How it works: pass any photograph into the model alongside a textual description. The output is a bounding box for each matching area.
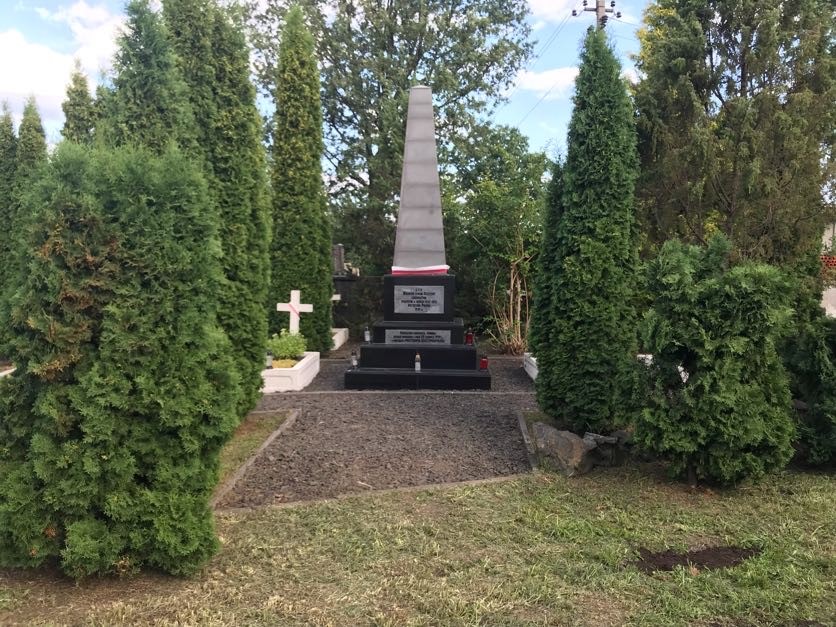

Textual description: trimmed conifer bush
[637,237,795,486]
[535,28,640,432]
[0,142,239,577]
[164,0,272,415]
[270,6,333,353]
[0,103,16,336]
[61,62,96,144]
[782,251,836,465]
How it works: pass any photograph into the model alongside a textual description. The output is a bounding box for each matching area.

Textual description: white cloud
[35,1,124,76]
[516,66,579,100]
[528,0,576,23]
[0,2,123,138]
[621,67,639,84]
[0,29,75,125]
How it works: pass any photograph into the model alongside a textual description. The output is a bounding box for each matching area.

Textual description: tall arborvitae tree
[529,160,564,358]
[270,6,332,352]
[536,28,640,433]
[16,96,47,181]
[61,61,96,144]
[0,143,239,577]
[0,103,16,329]
[634,0,835,264]
[164,0,272,414]
[107,0,196,152]
[1,97,47,343]
[0,0,240,577]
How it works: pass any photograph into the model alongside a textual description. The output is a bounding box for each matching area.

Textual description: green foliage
[267,329,307,360]
[1,97,46,350]
[782,252,836,465]
[164,0,272,415]
[61,62,96,144]
[247,0,533,274]
[16,97,46,180]
[637,237,795,485]
[634,0,836,264]
[0,142,239,577]
[529,159,564,357]
[269,6,332,353]
[106,0,197,153]
[0,103,16,342]
[444,124,548,350]
[535,29,640,433]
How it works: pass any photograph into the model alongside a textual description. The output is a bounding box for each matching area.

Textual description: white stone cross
[276,290,313,334]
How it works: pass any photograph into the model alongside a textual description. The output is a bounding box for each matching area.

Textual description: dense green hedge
[269,6,333,353]
[0,143,239,577]
[534,28,640,433]
[782,252,836,465]
[637,237,795,485]
[164,0,272,415]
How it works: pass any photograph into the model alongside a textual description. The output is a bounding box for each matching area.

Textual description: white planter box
[261,351,320,393]
[0,367,14,379]
[523,352,538,381]
[331,327,349,350]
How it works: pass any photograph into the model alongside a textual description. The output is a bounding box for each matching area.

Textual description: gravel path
[217,357,536,508]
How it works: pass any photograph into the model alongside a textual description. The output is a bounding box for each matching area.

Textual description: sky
[0,0,648,153]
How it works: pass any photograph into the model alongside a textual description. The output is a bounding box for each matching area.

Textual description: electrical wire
[495,3,580,114]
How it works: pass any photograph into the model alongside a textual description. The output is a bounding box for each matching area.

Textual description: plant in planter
[267,330,307,368]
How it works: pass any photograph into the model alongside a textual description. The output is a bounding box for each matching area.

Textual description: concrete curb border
[211,408,300,509]
[215,471,535,514]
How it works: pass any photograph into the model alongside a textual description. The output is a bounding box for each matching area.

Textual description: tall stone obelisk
[344,85,490,390]
[392,86,448,274]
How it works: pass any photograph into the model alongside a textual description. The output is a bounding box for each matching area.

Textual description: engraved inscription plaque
[393,285,445,314]
[385,329,451,344]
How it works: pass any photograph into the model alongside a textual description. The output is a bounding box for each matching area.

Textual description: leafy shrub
[636,237,795,486]
[782,253,836,465]
[267,329,307,360]
[534,29,640,433]
[0,143,239,577]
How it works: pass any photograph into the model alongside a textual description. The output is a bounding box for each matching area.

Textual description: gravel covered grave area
[216,357,536,508]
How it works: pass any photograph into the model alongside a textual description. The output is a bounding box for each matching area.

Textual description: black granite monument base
[345,275,491,391]
[345,367,491,390]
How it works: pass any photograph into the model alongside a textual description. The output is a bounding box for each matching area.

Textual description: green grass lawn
[1,464,833,626]
[216,410,288,489]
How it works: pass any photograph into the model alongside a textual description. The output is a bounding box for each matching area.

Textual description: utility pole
[572,0,621,29]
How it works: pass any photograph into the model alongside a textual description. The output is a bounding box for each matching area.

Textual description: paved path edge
[211,408,300,510]
[214,471,536,514]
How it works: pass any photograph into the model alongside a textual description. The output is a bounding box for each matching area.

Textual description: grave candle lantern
[364,325,371,343]
[350,350,358,368]
[479,355,489,370]
[265,351,273,369]
[465,328,474,345]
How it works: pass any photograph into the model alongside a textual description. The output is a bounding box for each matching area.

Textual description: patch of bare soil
[218,358,536,508]
[633,545,761,574]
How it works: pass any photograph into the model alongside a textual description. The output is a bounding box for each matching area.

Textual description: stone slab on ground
[217,358,537,508]
[306,357,532,393]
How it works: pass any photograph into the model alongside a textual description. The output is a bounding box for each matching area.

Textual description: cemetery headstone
[276,289,313,334]
[344,86,491,390]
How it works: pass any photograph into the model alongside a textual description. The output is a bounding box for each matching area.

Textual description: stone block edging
[262,351,320,393]
[212,408,300,509]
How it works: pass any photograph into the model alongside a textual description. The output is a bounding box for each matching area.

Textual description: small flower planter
[261,351,320,393]
[331,327,349,350]
[523,352,538,381]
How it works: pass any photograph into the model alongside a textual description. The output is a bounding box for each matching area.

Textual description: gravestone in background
[345,86,490,390]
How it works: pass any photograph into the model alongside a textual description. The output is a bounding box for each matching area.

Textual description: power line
[514,1,629,126]
[495,8,576,112]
